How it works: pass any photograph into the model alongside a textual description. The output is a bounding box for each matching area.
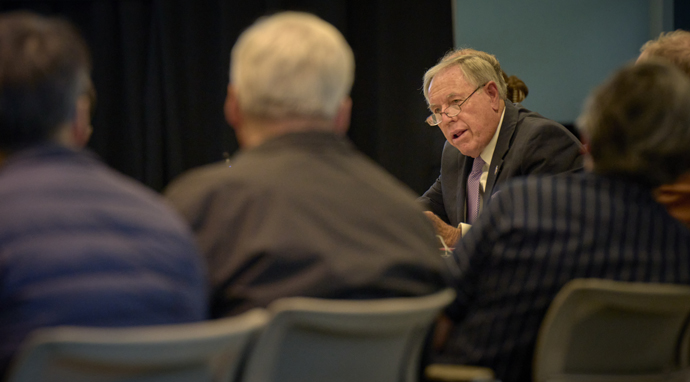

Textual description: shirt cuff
[459,222,472,236]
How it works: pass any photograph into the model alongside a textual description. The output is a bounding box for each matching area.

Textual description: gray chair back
[5,308,269,382]
[242,288,456,382]
[534,279,690,382]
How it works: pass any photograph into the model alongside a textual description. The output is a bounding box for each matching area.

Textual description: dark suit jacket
[420,101,584,226]
[435,173,690,382]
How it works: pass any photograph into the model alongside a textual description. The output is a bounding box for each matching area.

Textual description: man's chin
[451,142,477,158]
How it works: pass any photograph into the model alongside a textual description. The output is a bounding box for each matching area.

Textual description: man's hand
[424,211,461,248]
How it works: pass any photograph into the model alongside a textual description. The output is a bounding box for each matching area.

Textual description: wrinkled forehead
[428,66,473,105]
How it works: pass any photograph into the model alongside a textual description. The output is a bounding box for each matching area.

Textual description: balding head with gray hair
[230,12,354,121]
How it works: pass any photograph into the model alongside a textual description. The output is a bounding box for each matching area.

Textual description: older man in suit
[435,61,690,382]
[420,50,583,247]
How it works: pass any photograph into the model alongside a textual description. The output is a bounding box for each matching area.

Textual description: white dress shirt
[459,107,506,236]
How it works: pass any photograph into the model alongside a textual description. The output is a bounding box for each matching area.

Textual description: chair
[533,278,690,382]
[4,308,269,382]
[424,363,495,382]
[241,288,456,382]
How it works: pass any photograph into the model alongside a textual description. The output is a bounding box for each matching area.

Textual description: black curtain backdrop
[0,0,453,195]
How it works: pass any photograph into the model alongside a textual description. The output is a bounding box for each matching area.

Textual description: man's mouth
[452,130,465,140]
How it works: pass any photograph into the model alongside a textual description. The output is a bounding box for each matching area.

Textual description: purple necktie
[467,156,485,224]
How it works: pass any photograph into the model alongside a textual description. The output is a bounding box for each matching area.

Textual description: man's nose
[441,109,455,124]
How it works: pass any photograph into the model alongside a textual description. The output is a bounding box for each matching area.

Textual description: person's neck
[239,117,335,149]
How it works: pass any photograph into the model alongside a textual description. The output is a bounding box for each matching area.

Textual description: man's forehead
[429,67,472,103]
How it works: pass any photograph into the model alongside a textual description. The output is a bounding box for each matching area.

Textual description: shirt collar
[478,105,506,166]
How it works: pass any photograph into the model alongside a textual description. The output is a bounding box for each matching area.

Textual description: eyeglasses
[426,83,487,126]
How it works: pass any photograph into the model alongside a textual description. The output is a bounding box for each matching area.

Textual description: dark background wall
[0,0,453,195]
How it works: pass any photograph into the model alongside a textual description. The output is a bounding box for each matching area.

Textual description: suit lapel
[484,102,518,206]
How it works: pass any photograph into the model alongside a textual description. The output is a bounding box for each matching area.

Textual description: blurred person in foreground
[0,11,207,377]
[433,61,690,382]
[637,29,690,228]
[419,49,583,247]
[164,12,446,318]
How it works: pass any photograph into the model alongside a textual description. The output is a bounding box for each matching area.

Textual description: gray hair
[578,60,690,187]
[230,12,354,120]
[422,49,507,105]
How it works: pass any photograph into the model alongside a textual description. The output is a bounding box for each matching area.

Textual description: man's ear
[70,95,92,148]
[579,131,594,171]
[484,81,502,111]
[333,97,352,135]
[224,84,242,129]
